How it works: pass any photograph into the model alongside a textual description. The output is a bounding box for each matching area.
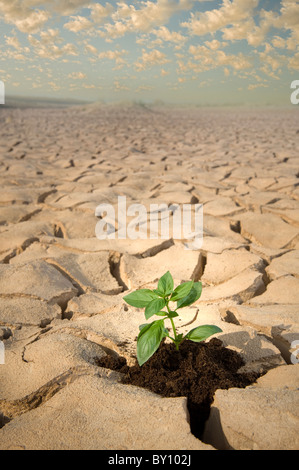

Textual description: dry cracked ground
[0,103,298,450]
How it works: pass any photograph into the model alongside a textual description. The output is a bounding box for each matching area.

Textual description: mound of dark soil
[96,338,260,440]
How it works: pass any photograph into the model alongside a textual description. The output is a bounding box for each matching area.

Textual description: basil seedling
[124,271,222,366]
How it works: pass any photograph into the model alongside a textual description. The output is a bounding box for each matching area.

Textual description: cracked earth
[0,104,298,450]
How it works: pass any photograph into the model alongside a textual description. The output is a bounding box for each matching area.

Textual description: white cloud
[85,44,98,55]
[0,0,50,32]
[222,18,255,41]
[259,44,286,73]
[68,71,87,79]
[90,3,114,23]
[28,35,78,59]
[14,10,50,33]
[64,15,93,32]
[153,26,187,44]
[48,0,92,16]
[114,80,130,91]
[98,49,128,65]
[205,39,227,50]
[161,68,170,76]
[40,28,62,44]
[186,42,252,74]
[5,35,22,50]
[289,52,299,70]
[135,48,170,71]
[104,0,196,38]
[217,50,252,70]
[248,83,268,90]
[181,0,259,36]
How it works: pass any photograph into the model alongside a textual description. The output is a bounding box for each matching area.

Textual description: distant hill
[2,95,92,109]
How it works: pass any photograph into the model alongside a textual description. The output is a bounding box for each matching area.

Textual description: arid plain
[0,103,298,450]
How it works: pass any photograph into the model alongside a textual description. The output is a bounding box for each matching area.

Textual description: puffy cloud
[64,15,93,32]
[289,52,299,70]
[181,0,299,52]
[248,83,268,90]
[181,0,259,36]
[5,35,22,50]
[277,0,299,30]
[217,50,252,70]
[15,10,49,33]
[28,34,78,59]
[85,44,98,55]
[68,71,87,79]
[272,35,287,49]
[98,49,128,65]
[48,0,92,16]
[104,0,195,38]
[186,42,252,74]
[259,44,286,72]
[0,1,50,32]
[0,0,94,33]
[135,48,170,71]
[153,26,187,44]
[222,18,255,41]
[114,80,130,91]
[90,3,114,23]
[205,39,227,50]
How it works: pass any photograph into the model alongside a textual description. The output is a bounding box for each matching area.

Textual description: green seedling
[124,271,222,366]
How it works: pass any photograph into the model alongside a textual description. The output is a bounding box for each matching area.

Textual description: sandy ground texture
[0,103,298,450]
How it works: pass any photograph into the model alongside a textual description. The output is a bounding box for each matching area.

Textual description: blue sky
[0,0,298,105]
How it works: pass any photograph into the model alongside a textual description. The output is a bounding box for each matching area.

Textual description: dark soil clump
[96,338,260,440]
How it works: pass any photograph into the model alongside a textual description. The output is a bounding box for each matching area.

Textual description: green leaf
[154,311,169,317]
[158,271,174,296]
[153,289,164,297]
[162,327,170,338]
[139,323,150,332]
[186,325,222,343]
[177,282,202,309]
[137,320,165,366]
[167,311,179,319]
[170,281,194,302]
[123,289,159,309]
[145,298,166,320]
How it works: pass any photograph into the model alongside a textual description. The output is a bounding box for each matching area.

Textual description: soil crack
[0,366,94,425]
[96,339,262,443]
[108,251,128,292]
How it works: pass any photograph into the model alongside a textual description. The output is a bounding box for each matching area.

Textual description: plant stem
[166,300,180,351]
[170,317,178,340]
